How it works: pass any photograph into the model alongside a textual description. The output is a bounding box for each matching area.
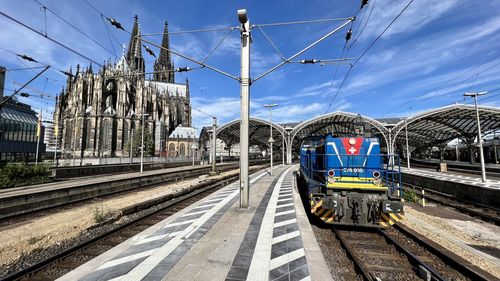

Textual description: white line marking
[269,248,305,270]
[97,249,156,270]
[277,197,293,203]
[276,203,294,209]
[273,218,297,228]
[181,210,207,217]
[272,230,301,244]
[191,203,217,210]
[162,219,196,229]
[247,167,295,281]
[275,209,295,217]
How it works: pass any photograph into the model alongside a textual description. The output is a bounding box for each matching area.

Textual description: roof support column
[286,133,292,165]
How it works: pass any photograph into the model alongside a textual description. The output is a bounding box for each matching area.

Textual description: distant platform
[401,167,500,208]
[57,165,331,281]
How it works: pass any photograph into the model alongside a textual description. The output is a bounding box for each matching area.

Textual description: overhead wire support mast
[137,11,354,209]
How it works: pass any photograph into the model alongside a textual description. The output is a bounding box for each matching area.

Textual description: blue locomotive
[298,135,404,227]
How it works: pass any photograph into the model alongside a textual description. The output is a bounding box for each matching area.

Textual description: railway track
[403,183,500,226]
[0,161,265,222]
[332,224,496,281]
[0,173,241,281]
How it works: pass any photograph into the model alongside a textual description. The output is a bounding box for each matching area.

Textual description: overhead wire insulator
[17,54,38,63]
[300,59,319,64]
[20,92,30,97]
[345,28,352,41]
[361,0,369,9]
[176,67,191,72]
[143,45,156,58]
[106,17,125,31]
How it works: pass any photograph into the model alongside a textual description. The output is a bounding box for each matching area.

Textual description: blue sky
[1,0,500,131]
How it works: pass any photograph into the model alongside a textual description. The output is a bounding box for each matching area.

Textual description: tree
[124,129,154,157]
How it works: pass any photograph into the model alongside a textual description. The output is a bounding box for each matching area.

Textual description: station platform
[400,166,500,208]
[57,165,332,281]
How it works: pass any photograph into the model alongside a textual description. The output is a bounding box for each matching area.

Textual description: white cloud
[359,0,458,39]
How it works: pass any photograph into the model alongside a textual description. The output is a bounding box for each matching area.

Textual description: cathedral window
[179,143,186,156]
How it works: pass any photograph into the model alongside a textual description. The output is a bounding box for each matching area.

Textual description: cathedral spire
[127,15,145,73]
[153,21,174,83]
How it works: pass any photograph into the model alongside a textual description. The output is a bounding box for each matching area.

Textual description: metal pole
[212,116,217,174]
[141,94,145,173]
[494,130,498,164]
[474,94,487,182]
[270,108,273,175]
[192,134,196,167]
[282,133,285,165]
[53,126,58,167]
[35,110,41,165]
[129,128,134,164]
[72,114,77,166]
[239,9,251,208]
[404,118,410,170]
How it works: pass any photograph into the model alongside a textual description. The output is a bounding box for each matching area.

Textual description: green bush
[0,163,53,188]
[403,189,418,203]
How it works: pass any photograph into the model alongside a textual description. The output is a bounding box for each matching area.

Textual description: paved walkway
[57,165,331,281]
[401,167,500,189]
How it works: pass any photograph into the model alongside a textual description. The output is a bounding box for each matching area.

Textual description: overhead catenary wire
[256,26,286,62]
[325,0,414,112]
[33,0,117,58]
[387,53,500,115]
[201,27,235,64]
[0,11,102,67]
[349,0,377,50]
[141,26,235,37]
[254,17,355,28]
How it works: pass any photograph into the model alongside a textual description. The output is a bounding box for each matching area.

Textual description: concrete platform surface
[57,165,330,281]
[401,167,500,189]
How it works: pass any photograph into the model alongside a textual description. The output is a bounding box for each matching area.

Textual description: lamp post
[264,104,278,175]
[464,91,487,182]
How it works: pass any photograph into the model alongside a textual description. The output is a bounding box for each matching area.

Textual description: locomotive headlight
[372,178,382,186]
[372,171,381,178]
[327,169,336,184]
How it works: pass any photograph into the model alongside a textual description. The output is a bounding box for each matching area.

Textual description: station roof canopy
[198,104,500,153]
[199,117,286,150]
[391,104,500,150]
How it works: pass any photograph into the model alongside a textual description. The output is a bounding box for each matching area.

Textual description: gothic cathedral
[54,16,191,158]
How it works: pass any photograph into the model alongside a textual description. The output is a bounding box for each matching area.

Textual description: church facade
[54,16,191,158]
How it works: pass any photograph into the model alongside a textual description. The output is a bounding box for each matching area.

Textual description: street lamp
[464,91,487,182]
[264,103,278,175]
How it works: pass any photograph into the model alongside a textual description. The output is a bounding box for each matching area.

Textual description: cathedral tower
[127,15,145,74]
[153,21,175,83]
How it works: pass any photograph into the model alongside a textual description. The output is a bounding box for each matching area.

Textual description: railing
[300,153,402,195]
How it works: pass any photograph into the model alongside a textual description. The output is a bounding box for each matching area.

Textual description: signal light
[372,171,380,178]
[328,169,335,177]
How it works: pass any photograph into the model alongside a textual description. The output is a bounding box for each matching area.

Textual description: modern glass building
[0,98,45,161]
